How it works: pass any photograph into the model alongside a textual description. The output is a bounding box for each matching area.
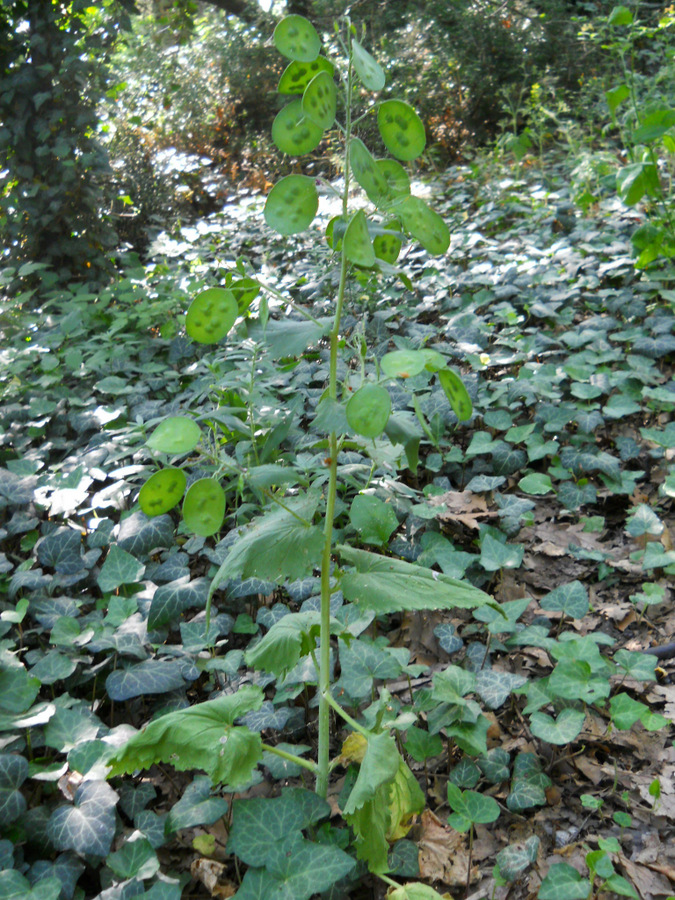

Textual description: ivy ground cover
[0,149,674,899]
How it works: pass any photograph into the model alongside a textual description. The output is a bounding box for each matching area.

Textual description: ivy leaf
[36,529,84,574]
[540,581,589,619]
[538,862,591,900]
[43,706,102,752]
[495,835,540,881]
[613,649,656,681]
[0,665,40,715]
[105,660,187,701]
[148,577,209,629]
[48,781,118,858]
[506,778,547,811]
[449,758,480,788]
[165,775,229,833]
[97,545,145,593]
[475,669,527,709]
[434,623,464,654]
[227,788,330,867]
[518,473,554,495]
[235,834,356,900]
[117,512,174,556]
[0,753,28,827]
[548,660,610,703]
[477,748,510,784]
[404,727,443,763]
[446,784,500,831]
[337,637,405,700]
[106,835,159,880]
[479,534,524,572]
[0,871,61,900]
[108,686,264,787]
[529,708,586,745]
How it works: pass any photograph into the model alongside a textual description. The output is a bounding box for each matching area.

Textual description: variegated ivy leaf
[48,781,118,858]
[227,788,330,868]
[529,708,586,745]
[475,668,527,709]
[0,753,28,827]
[147,576,209,630]
[97,545,145,593]
[105,660,188,702]
[477,748,511,784]
[165,775,229,833]
[540,580,589,619]
[495,835,540,881]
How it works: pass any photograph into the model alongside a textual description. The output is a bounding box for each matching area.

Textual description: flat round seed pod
[346,384,391,438]
[182,478,226,537]
[139,467,186,516]
[186,288,238,344]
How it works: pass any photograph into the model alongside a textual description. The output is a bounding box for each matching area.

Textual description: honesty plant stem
[260,741,318,774]
[316,26,354,799]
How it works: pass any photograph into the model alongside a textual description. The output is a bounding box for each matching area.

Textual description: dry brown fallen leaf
[190,858,236,898]
[618,855,673,900]
[417,808,477,887]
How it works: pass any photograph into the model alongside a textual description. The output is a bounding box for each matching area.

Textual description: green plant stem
[316,28,354,799]
[260,741,318,774]
[323,685,370,737]
[253,275,326,328]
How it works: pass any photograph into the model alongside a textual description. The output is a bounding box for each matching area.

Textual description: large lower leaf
[245,611,344,676]
[108,686,264,788]
[210,493,323,593]
[337,545,496,614]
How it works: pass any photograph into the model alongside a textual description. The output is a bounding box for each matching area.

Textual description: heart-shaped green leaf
[278,56,334,94]
[186,288,238,344]
[346,384,391,438]
[438,368,472,420]
[540,580,589,618]
[147,416,201,454]
[272,98,323,156]
[381,349,426,379]
[349,494,399,545]
[182,478,226,537]
[273,14,321,62]
[139,467,186,516]
[378,100,426,161]
[396,195,450,255]
[352,39,385,91]
[538,862,591,900]
[302,71,336,130]
[344,209,375,266]
[265,174,319,235]
[529,708,586,745]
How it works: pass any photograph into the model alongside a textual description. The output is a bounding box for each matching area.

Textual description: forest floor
[0,150,674,899]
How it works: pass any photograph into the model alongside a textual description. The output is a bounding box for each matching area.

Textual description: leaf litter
[0,148,674,897]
